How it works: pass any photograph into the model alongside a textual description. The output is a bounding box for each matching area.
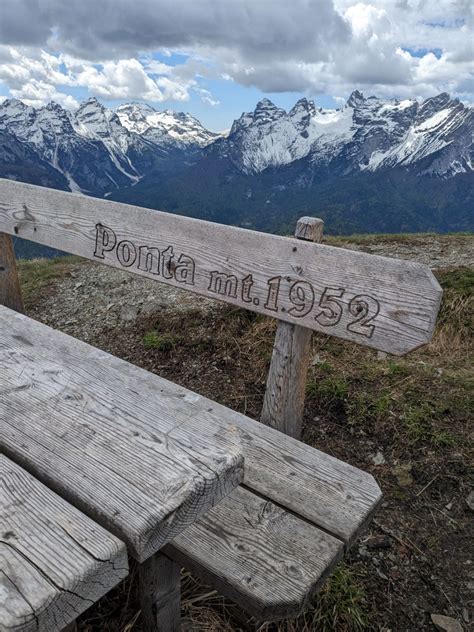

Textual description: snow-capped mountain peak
[116,103,218,147]
[346,89,365,108]
[289,98,317,125]
[0,96,217,194]
[220,91,473,178]
[0,91,471,203]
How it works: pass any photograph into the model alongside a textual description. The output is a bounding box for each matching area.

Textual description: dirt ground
[18,233,473,632]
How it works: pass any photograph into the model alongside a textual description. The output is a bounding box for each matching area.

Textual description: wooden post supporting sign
[261,218,323,438]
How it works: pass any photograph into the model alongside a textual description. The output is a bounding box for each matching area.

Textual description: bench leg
[139,553,181,632]
[0,232,24,313]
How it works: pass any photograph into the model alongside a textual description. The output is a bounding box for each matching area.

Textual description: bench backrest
[0,179,442,438]
[0,179,441,355]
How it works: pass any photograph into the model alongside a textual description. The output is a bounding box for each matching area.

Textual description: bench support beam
[139,553,181,632]
[261,217,323,439]
[0,232,23,312]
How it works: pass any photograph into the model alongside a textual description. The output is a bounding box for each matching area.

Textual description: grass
[143,331,178,351]
[306,375,349,403]
[17,255,81,300]
[256,565,367,632]
[314,566,367,632]
[322,267,470,405]
[325,231,473,246]
[430,430,457,447]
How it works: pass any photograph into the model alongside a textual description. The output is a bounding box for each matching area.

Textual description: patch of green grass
[431,430,457,448]
[387,361,411,377]
[18,256,80,301]
[143,331,178,351]
[435,267,473,335]
[372,393,391,416]
[438,267,474,295]
[403,403,433,443]
[402,401,458,445]
[314,565,367,632]
[346,391,392,424]
[318,360,333,374]
[306,376,349,402]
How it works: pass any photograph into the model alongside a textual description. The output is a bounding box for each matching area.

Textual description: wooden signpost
[261,217,324,437]
[0,179,442,355]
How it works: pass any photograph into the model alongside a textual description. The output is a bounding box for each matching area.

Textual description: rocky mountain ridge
[213,91,473,178]
[0,96,217,195]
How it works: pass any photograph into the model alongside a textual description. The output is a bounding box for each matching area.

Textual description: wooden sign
[0,179,442,355]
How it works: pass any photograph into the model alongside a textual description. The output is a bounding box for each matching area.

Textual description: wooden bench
[0,454,128,632]
[0,305,244,631]
[0,179,442,628]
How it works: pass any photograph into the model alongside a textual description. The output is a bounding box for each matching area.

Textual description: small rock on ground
[466,491,474,511]
[430,613,463,632]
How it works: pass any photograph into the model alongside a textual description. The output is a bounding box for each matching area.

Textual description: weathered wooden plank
[165,486,343,620]
[0,179,442,354]
[260,323,312,438]
[139,554,181,632]
[261,217,323,437]
[0,307,244,562]
[124,372,381,547]
[103,360,381,547]
[0,232,23,312]
[0,454,128,632]
[3,306,381,546]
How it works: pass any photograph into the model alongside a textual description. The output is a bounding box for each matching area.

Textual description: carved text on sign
[94,224,196,285]
[93,223,381,339]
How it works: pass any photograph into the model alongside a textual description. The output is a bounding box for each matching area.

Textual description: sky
[0,0,472,131]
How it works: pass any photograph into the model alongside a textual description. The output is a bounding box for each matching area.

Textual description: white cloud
[0,0,471,109]
[0,49,199,106]
[73,59,190,102]
[194,87,219,106]
[9,77,79,109]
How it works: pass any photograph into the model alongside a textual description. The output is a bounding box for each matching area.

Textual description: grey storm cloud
[0,0,350,62]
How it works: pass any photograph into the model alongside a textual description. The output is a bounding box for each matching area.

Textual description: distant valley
[0,91,472,259]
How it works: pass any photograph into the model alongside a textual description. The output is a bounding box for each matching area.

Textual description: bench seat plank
[166,486,343,620]
[0,455,128,632]
[0,307,244,562]
[104,352,382,547]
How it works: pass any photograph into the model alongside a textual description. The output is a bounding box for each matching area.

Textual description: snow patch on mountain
[227,97,356,173]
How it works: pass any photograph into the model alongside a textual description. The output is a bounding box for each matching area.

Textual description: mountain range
[0,91,472,240]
